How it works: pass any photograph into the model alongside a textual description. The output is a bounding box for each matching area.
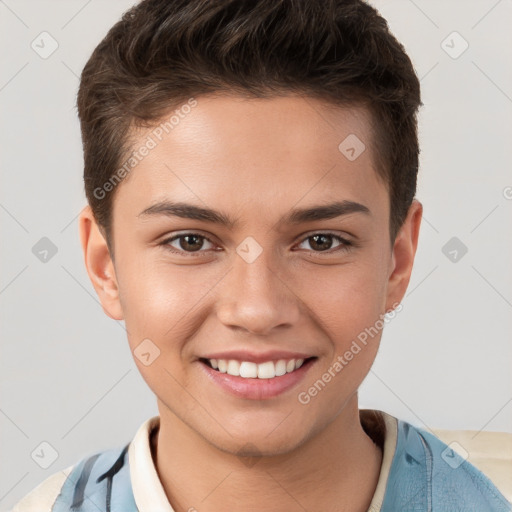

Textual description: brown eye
[297,233,352,253]
[163,233,215,254]
[309,234,335,251]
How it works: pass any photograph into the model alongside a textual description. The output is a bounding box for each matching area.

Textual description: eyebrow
[138,200,370,229]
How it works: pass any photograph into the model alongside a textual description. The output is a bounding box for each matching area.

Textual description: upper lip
[199,350,315,364]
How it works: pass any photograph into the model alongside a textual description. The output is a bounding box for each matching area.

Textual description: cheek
[114,259,206,396]
[295,265,385,411]
[115,255,219,352]
[298,259,387,341]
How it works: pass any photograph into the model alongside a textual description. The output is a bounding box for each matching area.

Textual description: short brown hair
[77,0,421,256]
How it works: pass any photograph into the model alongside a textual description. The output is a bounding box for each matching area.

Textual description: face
[80,94,421,456]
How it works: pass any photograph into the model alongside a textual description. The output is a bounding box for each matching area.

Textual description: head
[78,0,422,455]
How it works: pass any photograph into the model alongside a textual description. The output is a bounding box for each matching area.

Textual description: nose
[215,246,301,336]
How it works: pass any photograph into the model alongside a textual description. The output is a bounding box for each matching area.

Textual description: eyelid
[296,229,353,243]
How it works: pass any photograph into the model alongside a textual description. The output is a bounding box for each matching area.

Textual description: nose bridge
[216,241,300,335]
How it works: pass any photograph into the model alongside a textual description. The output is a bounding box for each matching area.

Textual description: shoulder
[10,444,132,512]
[382,418,512,511]
[418,426,511,510]
[11,467,72,512]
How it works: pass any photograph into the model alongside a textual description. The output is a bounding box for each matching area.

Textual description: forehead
[113,94,387,225]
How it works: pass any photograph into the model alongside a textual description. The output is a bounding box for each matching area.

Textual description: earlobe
[385,200,423,311]
[78,205,124,320]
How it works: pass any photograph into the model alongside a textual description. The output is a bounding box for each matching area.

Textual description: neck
[154,395,382,512]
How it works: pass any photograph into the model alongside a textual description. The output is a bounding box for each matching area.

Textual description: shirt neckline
[363,409,398,511]
[128,409,398,512]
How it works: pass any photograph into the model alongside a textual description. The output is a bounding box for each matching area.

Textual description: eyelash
[159,231,354,257]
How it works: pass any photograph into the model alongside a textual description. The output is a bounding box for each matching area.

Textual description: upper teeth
[209,358,305,379]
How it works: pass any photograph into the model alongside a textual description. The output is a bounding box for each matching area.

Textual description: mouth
[197,351,318,399]
[199,356,317,379]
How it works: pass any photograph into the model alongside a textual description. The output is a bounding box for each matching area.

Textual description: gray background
[1,0,511,509]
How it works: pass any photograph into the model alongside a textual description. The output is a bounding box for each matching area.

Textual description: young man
[12,0,511,511]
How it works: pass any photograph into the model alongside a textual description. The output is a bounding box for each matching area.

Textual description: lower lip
[199,358,316,400]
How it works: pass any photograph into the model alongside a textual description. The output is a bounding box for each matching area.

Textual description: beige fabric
[431,428,512,503]
[366,411,398,512]
[11,466,72,512]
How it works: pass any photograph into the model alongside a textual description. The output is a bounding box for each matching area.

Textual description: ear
[78,205,124,320]
[385,199,423,311]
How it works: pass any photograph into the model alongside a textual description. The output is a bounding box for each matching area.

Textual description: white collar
[129,416,173,512]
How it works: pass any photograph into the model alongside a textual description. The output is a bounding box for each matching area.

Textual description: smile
[198,355,318,400]
[201,357,309,379]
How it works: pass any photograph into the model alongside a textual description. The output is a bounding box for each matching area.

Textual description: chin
[222,436,302,459]
[211,421,311,458]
